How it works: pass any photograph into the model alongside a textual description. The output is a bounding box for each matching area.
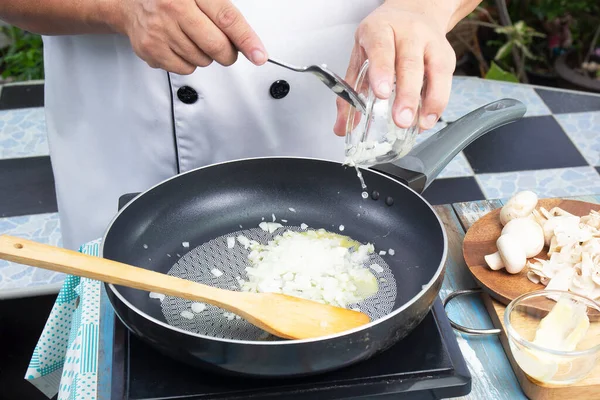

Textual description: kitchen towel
[25,239,102,400]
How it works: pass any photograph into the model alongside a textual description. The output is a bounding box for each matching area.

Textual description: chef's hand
[116,0,268,74]
[334,0,464,135]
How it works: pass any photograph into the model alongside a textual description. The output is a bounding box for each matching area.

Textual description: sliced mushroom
[527,270,541,284]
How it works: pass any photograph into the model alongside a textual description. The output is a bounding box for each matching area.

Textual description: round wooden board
[463,198,600,306]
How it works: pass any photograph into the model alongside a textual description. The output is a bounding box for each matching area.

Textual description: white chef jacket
[42,0,383,250]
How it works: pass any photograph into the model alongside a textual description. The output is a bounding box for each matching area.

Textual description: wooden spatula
[0,235,370,339]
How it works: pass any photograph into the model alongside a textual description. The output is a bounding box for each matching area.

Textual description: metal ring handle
[443,288,501,336]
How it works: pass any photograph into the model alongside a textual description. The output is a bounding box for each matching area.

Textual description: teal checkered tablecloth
[25,240,102,399]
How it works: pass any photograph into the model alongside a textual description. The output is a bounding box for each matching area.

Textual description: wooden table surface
[439,194,600,400]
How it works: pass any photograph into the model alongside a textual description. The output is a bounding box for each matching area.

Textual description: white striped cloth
[25,240,102,400]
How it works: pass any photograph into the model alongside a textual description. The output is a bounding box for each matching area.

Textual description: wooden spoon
[0,235,370,340]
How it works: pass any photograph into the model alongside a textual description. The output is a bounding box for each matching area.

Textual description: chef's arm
[447,0,483,31]
[0,0,119,35]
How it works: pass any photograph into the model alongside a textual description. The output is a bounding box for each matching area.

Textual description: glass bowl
[505,290,600,385]
[344,59,421,167]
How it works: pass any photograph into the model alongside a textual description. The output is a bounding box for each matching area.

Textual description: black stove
[102,194,472,400]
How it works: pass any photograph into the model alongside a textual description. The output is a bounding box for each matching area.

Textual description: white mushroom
[484,234,527,274]
[501,217,544,258]
[499,191,538,226]
[485,218,543,273]
[484,252,505,271]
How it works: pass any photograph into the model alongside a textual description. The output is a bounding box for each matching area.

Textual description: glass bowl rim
[504,289,600,357]
[344,59,374,147]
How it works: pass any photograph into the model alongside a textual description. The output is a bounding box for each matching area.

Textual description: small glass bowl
[505,290,600,385]
[344,59,421,167]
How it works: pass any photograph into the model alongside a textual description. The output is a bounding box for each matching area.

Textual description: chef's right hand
[116,0,268,74]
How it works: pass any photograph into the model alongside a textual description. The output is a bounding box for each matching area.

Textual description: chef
[0,0,481,249]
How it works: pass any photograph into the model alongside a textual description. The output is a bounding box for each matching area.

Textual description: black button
[177,86,198,104]
[269,80,290,99]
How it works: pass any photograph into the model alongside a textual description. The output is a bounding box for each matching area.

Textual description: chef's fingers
[333,44,364,136]
[170,24,214,68]
[419,40,456,130]
[391,37,425,129]
[198,0,268,66]
[180,4,238,66]
[358,22,396,100]
[148,50,196,75]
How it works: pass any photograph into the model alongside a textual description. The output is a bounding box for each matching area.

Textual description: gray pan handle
[371,98,526,193]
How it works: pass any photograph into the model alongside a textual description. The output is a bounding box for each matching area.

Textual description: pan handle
[370,98,527,193]
[443,288,501,336]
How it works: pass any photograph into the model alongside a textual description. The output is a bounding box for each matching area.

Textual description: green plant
[462,6,545,82]
[0,26,44,81]
[461,0,600,84]
[489,20,546,81]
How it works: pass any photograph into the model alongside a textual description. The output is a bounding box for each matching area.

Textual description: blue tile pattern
[476,167,600,199]
[0,213,64,289]
[0,107,48,159]
[444,77,551,121]
[554,112,600,167]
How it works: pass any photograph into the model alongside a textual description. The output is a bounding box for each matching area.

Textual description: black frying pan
[102,99,526,378]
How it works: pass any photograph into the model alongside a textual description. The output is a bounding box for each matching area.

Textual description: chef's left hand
[333,0,465,136]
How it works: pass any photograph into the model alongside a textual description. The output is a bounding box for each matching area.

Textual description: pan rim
[101,156,448,345]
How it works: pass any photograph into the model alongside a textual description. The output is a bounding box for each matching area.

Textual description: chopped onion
[388,248,395,256]
[370,264,384,273]
[223,312,236,321]
[227,237,235,249]
[167,254,171,258]
[211,268,223,277]
[300,223,308,230]
[339,225,345,232]
[143,244,148,249]
[259,222,283,233]
[180,311,194,320]
[182,242,189,248]
[289,207,296,212]
[379,250,387,256]
[149,292,165,301]
[282,219,288,223]
[191,302,207,313]
[237,235,253,249]
[238,229,379,308]
[272,213,276,222]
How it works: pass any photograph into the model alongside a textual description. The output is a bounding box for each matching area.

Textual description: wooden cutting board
[457,197,600,400]
[462,198,600,305]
